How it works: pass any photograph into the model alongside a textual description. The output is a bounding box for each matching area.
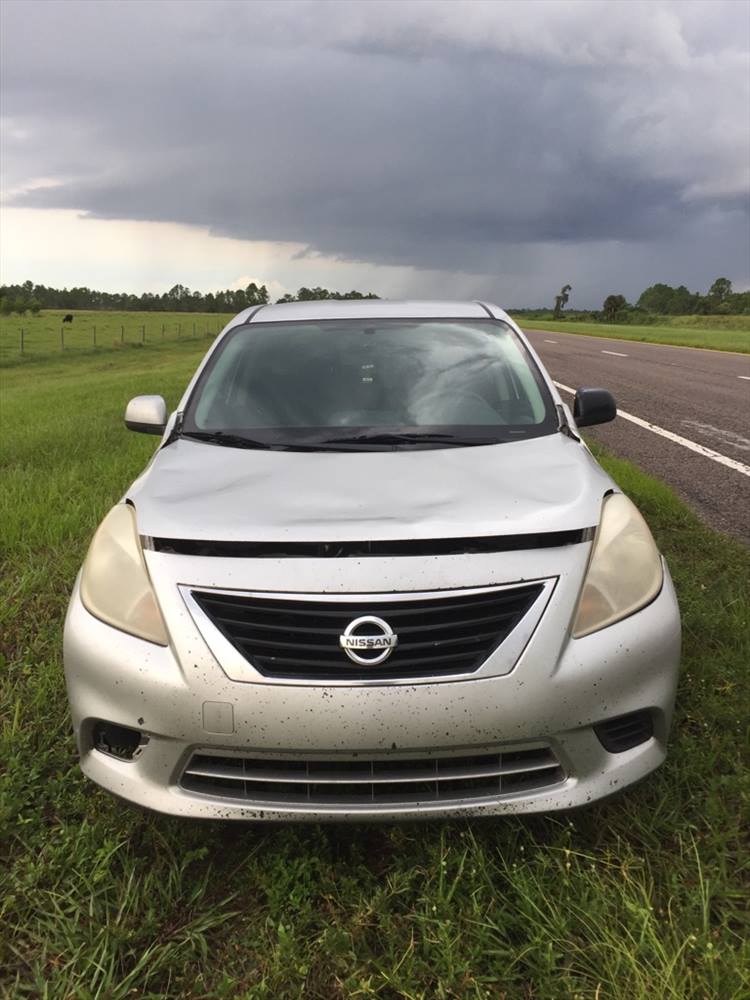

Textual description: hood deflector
[143,528,594,559]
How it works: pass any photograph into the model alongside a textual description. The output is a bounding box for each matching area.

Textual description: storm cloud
[1,0,748,304]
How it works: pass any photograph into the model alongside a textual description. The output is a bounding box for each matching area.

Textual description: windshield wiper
[179,430,366,452]
[180,430,281,449]
[180,429,502,451]
[321,431,496,447]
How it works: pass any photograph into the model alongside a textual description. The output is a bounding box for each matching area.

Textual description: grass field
[514,316,750,353]
[1,341,749,998]
[0,310,234,362]
[3,310,750,362]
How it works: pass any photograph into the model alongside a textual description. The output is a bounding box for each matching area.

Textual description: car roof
[241,300,509,324]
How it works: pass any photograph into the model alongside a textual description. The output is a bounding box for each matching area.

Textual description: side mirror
[573,387,616,428]
[125,395,168,434]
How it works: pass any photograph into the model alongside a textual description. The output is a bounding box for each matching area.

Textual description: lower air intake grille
[180,746,565,806]
[594,711,654,753]
[190,584,543,680]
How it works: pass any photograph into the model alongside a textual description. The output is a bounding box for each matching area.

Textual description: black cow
[62,314,74,323]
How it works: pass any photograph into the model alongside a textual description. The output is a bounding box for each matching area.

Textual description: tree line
[3,276,746,322]
[0,280,379,316]
[515,277,750,323]
[603,277,749,320]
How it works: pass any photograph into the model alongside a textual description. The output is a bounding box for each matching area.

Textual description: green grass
[1,344,749,998]
[514,316,750,353]
[4,310,749,361]
[0,309,234,362]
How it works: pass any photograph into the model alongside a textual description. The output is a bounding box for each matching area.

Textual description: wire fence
[0,314,235,361]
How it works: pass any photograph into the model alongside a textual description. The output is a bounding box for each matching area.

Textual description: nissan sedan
[64,300,681,820]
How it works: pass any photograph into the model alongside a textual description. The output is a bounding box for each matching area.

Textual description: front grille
[190,584,544,680]
[181,746,565,806]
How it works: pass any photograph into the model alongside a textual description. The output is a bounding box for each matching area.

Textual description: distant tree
[28,298,41,315]
[0,296,11,316]
[275,286,378,304]
[670,285,698,314]
[553,284,571,319]
[166,283,192,311]
[637,281,708,315]
[13,297,27,315]
[708,277,732,306]
[728,289,750,314]
[296,286,331,301]
[602,294,628,321]
[691,293,710,315]
[705,278,733,313]
[245,282,269,305]
[637,283,674,314]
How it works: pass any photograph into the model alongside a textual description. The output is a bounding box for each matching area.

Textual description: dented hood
[127,433,612,542]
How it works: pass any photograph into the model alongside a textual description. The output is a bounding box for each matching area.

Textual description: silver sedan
[64,300,681,820]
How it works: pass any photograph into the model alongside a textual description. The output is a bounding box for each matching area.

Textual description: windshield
[181,318,557,449]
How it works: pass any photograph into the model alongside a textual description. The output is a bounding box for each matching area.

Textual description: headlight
[572,492,663,638]
[80,504,168,645]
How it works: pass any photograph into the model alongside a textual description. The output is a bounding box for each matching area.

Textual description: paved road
[522,328,750,545]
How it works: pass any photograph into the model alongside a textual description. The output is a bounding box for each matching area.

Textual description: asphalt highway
[522,328,750,545]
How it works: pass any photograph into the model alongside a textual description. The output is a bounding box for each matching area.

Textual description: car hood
[127,434,612,542]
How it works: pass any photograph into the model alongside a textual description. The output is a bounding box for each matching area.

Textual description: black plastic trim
[145,528,594,558]
[125,420,165,435]
[92,721,145,761]
[594,710,654,753]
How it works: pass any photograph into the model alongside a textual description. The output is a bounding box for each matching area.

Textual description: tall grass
[1,343,748,998]
[0,309,234,361]
[515,316,750,353]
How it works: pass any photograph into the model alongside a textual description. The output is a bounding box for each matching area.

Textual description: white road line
[601,350,628,357]
[738,375,750,381]
[544,339,557,344]
[681,419,750,452]
[554,381,750,477]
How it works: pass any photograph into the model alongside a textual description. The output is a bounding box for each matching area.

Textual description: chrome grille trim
[180,745,565,806]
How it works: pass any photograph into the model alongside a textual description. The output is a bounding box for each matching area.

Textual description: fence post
[121,325,124,342]
[161,323,165,338]
[61,327,64,351]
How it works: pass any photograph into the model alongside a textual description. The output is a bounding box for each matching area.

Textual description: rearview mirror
[125,395,168,434]
[573,387,616,428]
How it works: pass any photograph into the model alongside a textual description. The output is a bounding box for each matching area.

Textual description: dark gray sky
[1,0,748,306]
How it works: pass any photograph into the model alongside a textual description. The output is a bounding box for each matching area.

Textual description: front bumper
[63,543,681,821]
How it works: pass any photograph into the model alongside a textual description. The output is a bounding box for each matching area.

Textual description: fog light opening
[92,721,147,761]
[594,710,654,754]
